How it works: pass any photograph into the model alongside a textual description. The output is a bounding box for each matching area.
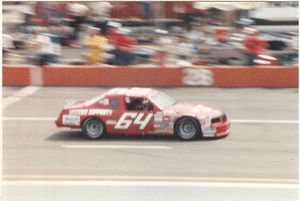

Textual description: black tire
[175,117,201,140]
[82,118,106,139]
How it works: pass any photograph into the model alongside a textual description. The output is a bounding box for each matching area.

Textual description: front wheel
[175,118,201,140]
[82,118,106,139]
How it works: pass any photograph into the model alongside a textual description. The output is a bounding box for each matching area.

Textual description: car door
[104,96,125,134]
[113,96,155,135]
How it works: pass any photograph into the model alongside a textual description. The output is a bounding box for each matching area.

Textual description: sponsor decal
[198,117,211,126]
[88,109,112,116]
[69,109,88,116]
[153,113,174,134]
[201,126,216,137]
[115,112,153,130]
[154,124,161,129]
[202,132,215,137]
[183,68,214,86]
[62,115,80,125]
[154,112,163,121]
[153,123,173,135]
[163,116,171,121]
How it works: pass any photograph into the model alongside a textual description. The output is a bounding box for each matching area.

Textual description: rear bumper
[55,119,62,127]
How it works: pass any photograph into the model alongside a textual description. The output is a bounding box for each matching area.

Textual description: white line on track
[4,175,297,185]
[3,86,40,109]
[3,117,298,124]
[232,119,298,124]
[2,180,298,189]
[3,117,55,121]
[61,144,172,150]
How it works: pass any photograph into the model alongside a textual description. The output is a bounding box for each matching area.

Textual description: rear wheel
[82,118,106,139]
[175,118,201,140]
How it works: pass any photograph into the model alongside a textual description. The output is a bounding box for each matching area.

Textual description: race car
[55,88,230,140]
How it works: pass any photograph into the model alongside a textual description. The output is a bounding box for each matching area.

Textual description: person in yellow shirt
[86,27,108,64]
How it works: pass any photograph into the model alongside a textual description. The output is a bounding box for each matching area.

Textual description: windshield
[149,92,176,109]
[84,94,104,106]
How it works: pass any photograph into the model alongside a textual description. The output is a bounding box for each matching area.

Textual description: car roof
[105,87,157,97]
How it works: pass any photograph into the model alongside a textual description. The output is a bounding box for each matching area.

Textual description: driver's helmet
[125,96,131,103]
[142,98,149,104]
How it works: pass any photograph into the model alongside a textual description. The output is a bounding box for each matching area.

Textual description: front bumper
[201,121,230,138]
[214,121,231,137]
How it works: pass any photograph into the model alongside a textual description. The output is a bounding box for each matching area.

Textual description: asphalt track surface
[3,87,299,201]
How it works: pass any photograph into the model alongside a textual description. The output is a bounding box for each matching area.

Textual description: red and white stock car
[56,88,230,140]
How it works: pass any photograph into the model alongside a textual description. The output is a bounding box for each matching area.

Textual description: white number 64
[114,113,153,130]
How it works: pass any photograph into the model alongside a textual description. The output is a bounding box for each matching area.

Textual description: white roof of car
[106,87,155,97]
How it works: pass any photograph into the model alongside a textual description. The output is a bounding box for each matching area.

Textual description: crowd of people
[3,2,140,66]
[3,2,298,67]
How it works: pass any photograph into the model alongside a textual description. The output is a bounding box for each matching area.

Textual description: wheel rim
[86,120,103,138]
[179,121,196,139]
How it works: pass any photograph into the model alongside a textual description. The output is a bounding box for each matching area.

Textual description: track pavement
[3,87,298,201]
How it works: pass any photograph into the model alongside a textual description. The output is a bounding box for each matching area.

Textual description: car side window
[110,98,119,110]
[125,97,153,111]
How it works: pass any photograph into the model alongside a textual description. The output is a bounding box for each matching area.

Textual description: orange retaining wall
[42,67,183,87]
[3,66,31,86]
[3,65,298,87]
[211,67,298,87]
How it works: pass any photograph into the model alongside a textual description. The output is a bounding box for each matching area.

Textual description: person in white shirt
[175,35,196,66]
[3,34,14,53]
[3,33,14,63]
[155,29,174,66]
[68,3,89,47]
[87,2,113,36]
[31,29,55,65]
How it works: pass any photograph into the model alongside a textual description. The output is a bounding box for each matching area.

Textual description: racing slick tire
[175,117,201,140]
[82,118,106,139]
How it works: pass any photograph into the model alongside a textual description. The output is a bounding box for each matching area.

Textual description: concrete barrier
[3,66,31,86]
[3,65,298,87]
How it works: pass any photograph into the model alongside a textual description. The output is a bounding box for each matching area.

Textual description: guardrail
[3,65,298,87]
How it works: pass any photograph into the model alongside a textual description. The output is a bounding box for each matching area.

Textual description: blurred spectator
[175,35,196,66]
[184,25,205,55]
[45,26,62,63]
[280,32,299,65]
[35,2,64,26]
[236,18,254,33]
[3,34,14,62]
[215,27,229,44]
[106,22,122,45]
[67,3,89,47]
[185,25,201,44]
[105,21,122,64]
[155,29,173,66]
[88,1,112,18]
[243,29,268,66]
[114,28,137,66]
[19,2,35,33]
[88,2,112,35]
[289,32,298,52]
[86,27,108,64]
[139,2,154,19]
[31,29,55,65]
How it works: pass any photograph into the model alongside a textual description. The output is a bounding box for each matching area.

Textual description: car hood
[164,103,222,118]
